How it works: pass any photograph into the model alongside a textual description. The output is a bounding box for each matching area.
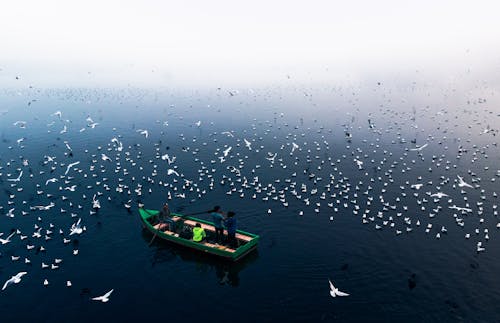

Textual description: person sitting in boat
[224,211,237,248]
[158,203,175,231]
[211,206,225,243]
[192,223,206,242]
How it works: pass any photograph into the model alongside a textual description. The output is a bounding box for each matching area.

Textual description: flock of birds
[0,87,498,302]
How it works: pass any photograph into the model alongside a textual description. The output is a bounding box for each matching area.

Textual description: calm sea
[0,85,499,322]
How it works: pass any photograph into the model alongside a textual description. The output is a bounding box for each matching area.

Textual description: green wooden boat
[139,208,259,261]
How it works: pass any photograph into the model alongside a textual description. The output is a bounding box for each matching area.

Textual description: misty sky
[1,0,499,87]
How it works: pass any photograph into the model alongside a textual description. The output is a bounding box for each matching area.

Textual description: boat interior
[147,214,253,252]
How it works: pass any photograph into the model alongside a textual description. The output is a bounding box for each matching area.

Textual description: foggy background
[1,0,500,87]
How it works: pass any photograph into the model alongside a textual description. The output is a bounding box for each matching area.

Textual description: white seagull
[223,146,232,157]
[430,192,448,198]
[2,272,28,291]
[64,141,72,151]
[101,153,112,162]
[329,279,349,297]
[0,231,16,245]
[45,178,58,186]
[161,154,176,165]
[7,171,23,182]
[457,175,474,188]
[137,129,149,138]
[410,143,428,151]
[244,139,252,150]
[69,218,83,236]
[167,169,179,176]
[52,110,62,118]
[65,161,80,175]
[13,121,27,128]
[92,289,114,302]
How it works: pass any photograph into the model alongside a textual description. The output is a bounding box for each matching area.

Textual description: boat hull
[139,208,259,261]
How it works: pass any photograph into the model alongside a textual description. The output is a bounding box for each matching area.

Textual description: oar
[141,208,161,246]
[148,226,160,245]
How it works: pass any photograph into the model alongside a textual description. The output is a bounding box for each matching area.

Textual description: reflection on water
[143,230,258,287]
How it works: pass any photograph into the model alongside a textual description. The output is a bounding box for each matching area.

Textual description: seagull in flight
[291,142,299,154]
[63,141,72,152]
[167,169,179,176]
[45,178,58,186]
[13,121,27,128]
[221,131,234,137]
[457,175,474,188]
[411,183,423,190]
[65,161,80,175]
[410,143,428,151]
[329,279,349,297]
[92,289,114,302]
[161,154,176,165]
[430,192,448,198]
[137,129,149,138]
[244,139,252,150]
[101,153,112,162]
[31,202,55,211]
[266,152,277,163]
[0,231,16,245]
[92,194,101,209]
[111,138,123,151]
[7,171,23,182]
[69,218,83,236]
[2,272,28,291]
[354,159,363,169]
[223,146,232,157]
[52,110,62,119]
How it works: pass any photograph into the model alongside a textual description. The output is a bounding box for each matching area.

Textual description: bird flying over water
[65,161,80,175]
[137,129,149,138]
[0,231,16,245]
[328,279,349,297]
[410,143,428,151]
[92,289,114,302]
[167,169,179,176]
[7,170,23,182]
[457,175,474,188]
[2,272,27,291]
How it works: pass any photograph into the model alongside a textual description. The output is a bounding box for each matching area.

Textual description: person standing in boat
[159,203,175,231]
[210,206,225,243]
[192,223,206,242]
[224,211,237,248]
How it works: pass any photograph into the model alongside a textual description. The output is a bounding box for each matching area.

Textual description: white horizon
[1,0,500,87]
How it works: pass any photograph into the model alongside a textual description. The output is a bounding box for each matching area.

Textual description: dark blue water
[0,85,499,322]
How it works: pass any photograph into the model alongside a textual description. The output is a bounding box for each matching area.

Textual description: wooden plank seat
[203,242,236,253]
[153,223,168,230]
[151,224,179,237]
[235,233,252,242]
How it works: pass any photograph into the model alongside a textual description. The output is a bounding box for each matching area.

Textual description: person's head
[195,223,201,227]
[213,205,221,212]
[227,211,235,218]
[163,203,169,209]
